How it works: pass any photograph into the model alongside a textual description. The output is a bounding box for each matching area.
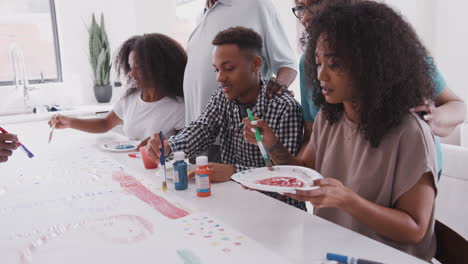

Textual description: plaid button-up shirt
[169,82,303,170]
[168,83,306,210]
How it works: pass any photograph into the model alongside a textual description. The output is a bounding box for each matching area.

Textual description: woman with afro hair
[48,33,187,148]
[244,1,438,260]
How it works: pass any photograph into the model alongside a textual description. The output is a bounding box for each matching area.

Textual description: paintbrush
[159,131,167,192]
[48,114,57,143]
[246,109,274,170]
[0,127,34,158]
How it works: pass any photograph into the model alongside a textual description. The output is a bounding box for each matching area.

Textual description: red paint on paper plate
[113,172,190,219]
[255,177,304,187]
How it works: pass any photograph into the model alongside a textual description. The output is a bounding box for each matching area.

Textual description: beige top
[311,111,438,261]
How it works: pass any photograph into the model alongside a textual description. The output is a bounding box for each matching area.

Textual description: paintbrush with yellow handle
[48,114,57,143]
[159,131,167,192]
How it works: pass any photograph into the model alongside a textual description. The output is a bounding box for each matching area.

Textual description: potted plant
[88,13,112,103]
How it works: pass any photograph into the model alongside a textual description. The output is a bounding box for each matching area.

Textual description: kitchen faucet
[10,43,37,109]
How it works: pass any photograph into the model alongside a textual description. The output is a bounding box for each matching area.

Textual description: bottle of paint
[173,151,188,190]
[195,156,211,197]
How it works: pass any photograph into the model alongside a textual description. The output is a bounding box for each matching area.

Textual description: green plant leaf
[100,13,106,36]
[88,12,110,87]
[96,49,108,86]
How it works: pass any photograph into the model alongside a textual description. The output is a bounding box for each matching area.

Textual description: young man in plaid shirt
[148,27,305,210]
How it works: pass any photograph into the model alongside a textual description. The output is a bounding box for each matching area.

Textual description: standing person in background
[0,133,18,163]
[48,33,187,148]
[292,0,466,177]
[183,0,298,162]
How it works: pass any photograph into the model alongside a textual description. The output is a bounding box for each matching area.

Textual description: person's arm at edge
[432,87,466,137]
[276,67,297,88]
[61,111,122,133]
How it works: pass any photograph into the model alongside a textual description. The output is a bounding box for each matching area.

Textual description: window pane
[0,0,61,84]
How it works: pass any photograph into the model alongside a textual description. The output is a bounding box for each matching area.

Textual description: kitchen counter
[0,104,113,125]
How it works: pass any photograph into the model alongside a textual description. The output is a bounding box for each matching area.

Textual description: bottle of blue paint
[173,151,188,190]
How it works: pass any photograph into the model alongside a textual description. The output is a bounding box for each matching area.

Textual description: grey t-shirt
[311,111,438,261]
[238,102,256,122]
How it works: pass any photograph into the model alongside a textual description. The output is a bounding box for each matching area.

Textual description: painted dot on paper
[222,248,231,253]
[221,237,230,241]
[203,235,211,238]
[234,242,242,246]
[235,236,244,240]
[219,229,224,231]
[188,233,195,236]
[211,242,219,247]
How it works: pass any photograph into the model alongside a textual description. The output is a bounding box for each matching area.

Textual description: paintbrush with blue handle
[159,131,167,192]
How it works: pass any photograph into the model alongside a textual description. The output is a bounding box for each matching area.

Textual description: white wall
[432,0,468,102]
[0,0,176,111]
[383,0,468,103]
[55,0,176,105]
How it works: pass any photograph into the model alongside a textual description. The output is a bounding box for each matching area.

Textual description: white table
[0,121,427,264]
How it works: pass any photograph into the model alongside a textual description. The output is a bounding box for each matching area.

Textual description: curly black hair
[114,33,187,99]
[304,1,435,147]
[211,26,263,57]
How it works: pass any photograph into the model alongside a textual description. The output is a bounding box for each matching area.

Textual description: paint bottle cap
[174,151,185,161]
[196,156,208,166]
[326,253,348,263]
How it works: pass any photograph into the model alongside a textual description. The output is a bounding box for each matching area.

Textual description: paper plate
[100,141,140,152]
[231,166,323,194]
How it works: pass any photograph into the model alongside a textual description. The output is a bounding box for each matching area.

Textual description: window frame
[0,0,63,86]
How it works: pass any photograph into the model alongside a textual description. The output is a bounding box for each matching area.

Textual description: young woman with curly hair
[244,1,438,260]
[48,34,187,147]
[292,0,466,179]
